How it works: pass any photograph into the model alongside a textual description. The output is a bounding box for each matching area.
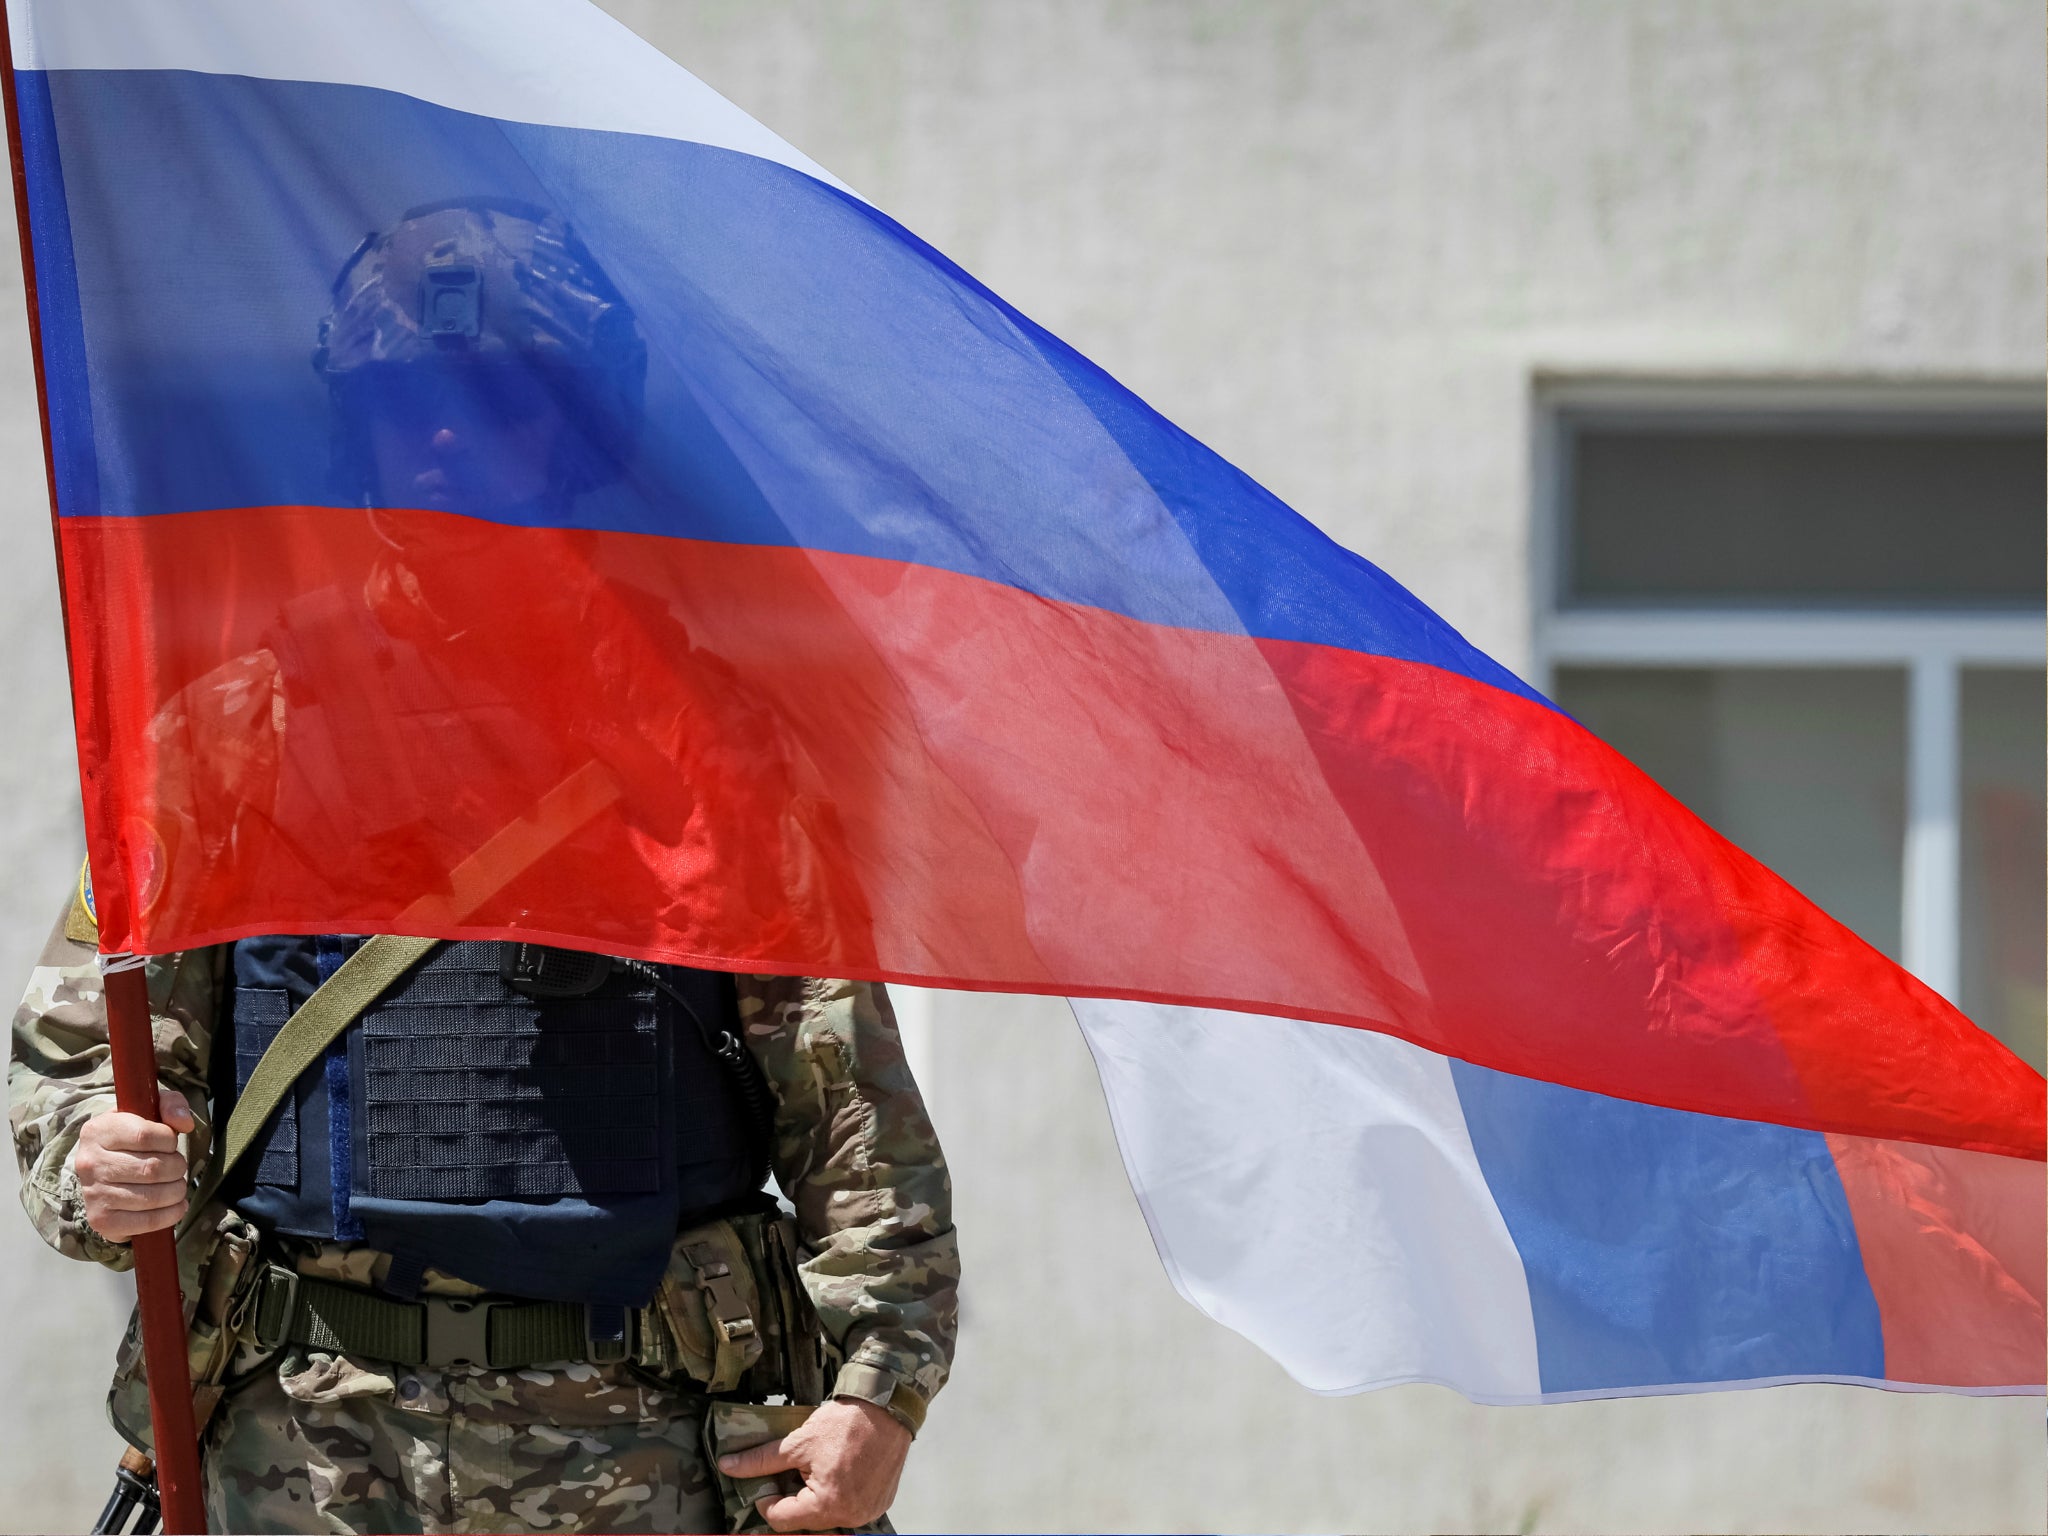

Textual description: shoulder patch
[64,858,98,944]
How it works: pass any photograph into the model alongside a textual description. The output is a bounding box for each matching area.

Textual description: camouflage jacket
[8,890,958,1418]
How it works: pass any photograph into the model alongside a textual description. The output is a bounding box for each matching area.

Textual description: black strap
[613,958,777,1186]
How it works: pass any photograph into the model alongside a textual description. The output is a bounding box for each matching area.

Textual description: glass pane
[1564,416,2046,607]
[1555,668,1907,958]
[1960,669,2046,1071]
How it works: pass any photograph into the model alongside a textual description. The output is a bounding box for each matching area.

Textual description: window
[1535,383,2046,1071]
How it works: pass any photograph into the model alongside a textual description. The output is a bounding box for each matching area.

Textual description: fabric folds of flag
[8,0,2042,1402]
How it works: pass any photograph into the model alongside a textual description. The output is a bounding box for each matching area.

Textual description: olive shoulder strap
[179,935,440,1235]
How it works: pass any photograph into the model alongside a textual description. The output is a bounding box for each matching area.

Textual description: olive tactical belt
[249,1263,660,1371]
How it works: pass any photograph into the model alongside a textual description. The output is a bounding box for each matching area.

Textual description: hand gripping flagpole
[0,20,210,1536]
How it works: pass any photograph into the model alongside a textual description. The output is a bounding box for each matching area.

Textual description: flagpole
[0,18,209,1536]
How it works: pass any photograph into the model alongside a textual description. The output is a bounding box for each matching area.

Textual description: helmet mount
[316,199,647,510]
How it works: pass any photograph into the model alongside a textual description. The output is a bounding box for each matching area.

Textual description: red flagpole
[0,17,209,1534]
[103,967,208,1535]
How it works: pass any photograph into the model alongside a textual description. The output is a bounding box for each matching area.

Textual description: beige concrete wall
[2,3,2041,1531]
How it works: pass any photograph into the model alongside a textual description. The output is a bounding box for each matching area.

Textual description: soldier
[9,201,958,1535]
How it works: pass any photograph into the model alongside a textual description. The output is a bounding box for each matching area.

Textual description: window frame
[1531,378,2047,1003]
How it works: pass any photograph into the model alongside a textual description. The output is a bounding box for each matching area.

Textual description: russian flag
[7,0,2041,1400]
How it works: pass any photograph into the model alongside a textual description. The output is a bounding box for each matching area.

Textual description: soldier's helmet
[315,197,647,505]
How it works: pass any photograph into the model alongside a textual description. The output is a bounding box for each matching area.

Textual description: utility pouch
[703,1401,895,1535]
[704,1401,813,1534]
[656,1206,836,1399]
[107,1206,270,1454]
[656,1217,766,1393]
[739,1210,832,1406]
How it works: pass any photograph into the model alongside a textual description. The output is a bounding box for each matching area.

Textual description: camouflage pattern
[204,1353,723,1534]
[317,202,636,376]
[107,1205,270,1456]
[740,976,958,1408]
[708,1417,811,1531]
[704,1402,814,1535]
[700,1402,893,1536]
[11,890,958,1532]
[8,906,222,1270]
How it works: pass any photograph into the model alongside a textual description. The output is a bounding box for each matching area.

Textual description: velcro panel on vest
[358,943,665,1202]
[233,988,299,1186]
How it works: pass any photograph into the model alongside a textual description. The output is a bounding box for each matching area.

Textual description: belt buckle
[586,1303,632,1365]
[422,1296,501,1369]
[258,1265,302,1349]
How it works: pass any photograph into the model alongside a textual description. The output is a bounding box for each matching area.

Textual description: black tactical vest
[223,936,764,1307]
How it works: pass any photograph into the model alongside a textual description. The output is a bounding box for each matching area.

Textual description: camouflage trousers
[202,1350,725,1534]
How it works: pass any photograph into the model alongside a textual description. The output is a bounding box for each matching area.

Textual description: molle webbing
[219,934,763,1302]
[233,987,298,1186]
[185,934,439,1232]
[358,944,664,1201]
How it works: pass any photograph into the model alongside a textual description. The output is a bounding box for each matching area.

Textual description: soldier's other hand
[718,1396,911,1532]
[74,1090,195,1242]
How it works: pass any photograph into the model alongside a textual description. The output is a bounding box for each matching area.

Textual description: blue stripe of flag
[36,64,1530,699]
[1448,1061,1886,1394]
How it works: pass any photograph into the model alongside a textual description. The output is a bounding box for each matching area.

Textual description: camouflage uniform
[11,900,958,1533]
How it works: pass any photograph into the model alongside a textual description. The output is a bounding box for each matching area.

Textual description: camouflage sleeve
[740,975,958,1423]
[9,880,225,1269]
